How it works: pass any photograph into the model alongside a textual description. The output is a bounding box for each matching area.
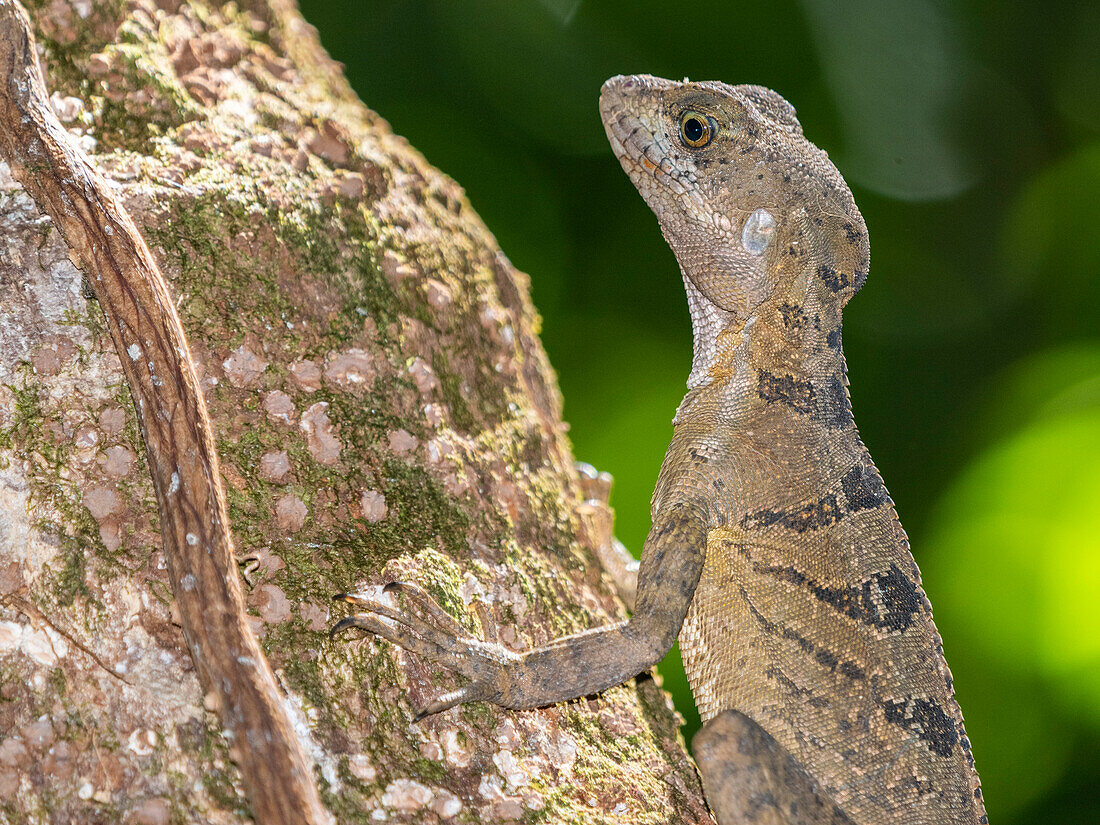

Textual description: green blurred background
[300,1,1099,821]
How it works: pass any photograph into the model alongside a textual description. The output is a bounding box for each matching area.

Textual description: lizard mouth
[599,75,669,181]
[600,75,703,210]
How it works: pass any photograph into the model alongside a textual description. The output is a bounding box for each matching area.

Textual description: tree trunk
[0,1,709,822]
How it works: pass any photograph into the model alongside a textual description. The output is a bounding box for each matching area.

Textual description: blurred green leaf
[1000,142,1100,335]
[558,314,686,553]
[537,0,583,25]
[927,411,1100,684]
[926,364,1100,704]
[432,0,637,155]
[944,654,1072,819]
[1052,4,1100,135]
[798,0,978,200]
[973,345,1100,445]
[922,349,1100,816]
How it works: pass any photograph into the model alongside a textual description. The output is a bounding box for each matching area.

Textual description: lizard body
[334,75,986,825]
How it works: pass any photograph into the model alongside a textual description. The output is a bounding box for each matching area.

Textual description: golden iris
[679,111,715,148]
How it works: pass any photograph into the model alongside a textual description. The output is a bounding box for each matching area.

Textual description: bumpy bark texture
[0,1,709,822]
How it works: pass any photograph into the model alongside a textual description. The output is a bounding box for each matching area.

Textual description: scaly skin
[333,75,986,825]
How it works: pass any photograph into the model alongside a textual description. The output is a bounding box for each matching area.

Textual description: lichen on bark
[0,1,710,822]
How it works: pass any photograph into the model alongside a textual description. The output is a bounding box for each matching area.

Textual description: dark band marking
[765,666,814,699]
[842,222,863,245]
[778,302,806,330]
[897,774,935,797]
[814,648,838,669]
[757,369,814,414]
[741,586,866,682]
[838,660,866,681]
[817,264,852,292]
[814,374,853,429]
[882,696,959,757]
[754,562,922,633]
[826,326,843,351]
[742,494,841,532]
[842,464,890,512]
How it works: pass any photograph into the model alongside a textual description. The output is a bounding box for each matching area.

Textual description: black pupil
[684,117,705,142]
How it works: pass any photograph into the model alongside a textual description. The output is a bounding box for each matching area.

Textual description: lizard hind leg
[692,710,854,825]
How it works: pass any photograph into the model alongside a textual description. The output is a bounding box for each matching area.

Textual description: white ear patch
[741,208,776,255]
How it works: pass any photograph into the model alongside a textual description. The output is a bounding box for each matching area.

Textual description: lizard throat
[684,274,734,390]
[682,273,845,396]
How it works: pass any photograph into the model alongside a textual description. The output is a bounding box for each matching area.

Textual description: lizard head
[599,74,869,324]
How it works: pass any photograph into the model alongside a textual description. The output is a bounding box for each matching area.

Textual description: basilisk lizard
[333,75,987,825]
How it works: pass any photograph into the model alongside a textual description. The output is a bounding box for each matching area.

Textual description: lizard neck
[676,267,847,426]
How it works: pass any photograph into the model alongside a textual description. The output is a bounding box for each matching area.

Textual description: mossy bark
[0,2,709,822]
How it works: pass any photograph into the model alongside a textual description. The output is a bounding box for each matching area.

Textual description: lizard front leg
[332,499,706,717]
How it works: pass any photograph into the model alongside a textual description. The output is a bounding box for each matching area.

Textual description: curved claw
[412,684,492,722]
[329,615,363,639]
[335,585,462,646]
[334,586,390,607]
[575,460,613,504]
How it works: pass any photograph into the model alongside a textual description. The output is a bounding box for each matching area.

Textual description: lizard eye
[679,111,716,148]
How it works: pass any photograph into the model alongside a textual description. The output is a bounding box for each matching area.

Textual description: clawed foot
[331,582,519,720]
[574,461,639,610]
